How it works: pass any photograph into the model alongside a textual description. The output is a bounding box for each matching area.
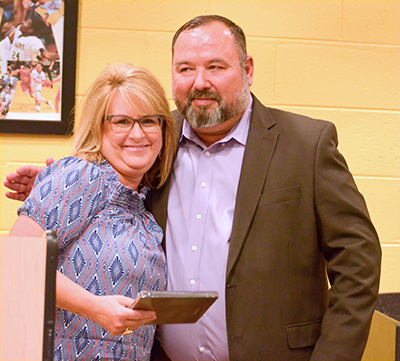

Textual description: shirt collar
[180,95,253,147]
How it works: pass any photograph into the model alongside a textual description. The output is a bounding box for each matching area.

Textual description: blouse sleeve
[18,157,107,248]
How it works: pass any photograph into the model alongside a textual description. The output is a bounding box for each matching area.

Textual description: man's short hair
[172,15,248,68]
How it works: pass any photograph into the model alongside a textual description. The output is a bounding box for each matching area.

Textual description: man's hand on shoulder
[4,157,54,201]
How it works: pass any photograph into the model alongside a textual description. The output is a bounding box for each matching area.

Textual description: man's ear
[245,55,254,87]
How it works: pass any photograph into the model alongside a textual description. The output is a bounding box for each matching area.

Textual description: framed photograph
[0,0,77,134]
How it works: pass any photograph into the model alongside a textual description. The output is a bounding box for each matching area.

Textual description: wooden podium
[0,232,58,361]
[362,294,400,361]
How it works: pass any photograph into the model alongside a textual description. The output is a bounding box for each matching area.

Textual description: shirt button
[205,151,211,157]
[196,214,202,220]
[199,346,205,353]
[192,246,197,251]
[190,279,196,285]
[221,143,226,147]
[200,182,206,188]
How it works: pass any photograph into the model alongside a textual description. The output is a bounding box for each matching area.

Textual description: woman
[9,62,177,360]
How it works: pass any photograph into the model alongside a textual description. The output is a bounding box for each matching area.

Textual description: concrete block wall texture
[0,0,399,292]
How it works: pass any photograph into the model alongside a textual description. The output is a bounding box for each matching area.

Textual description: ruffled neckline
[98,160,148,213]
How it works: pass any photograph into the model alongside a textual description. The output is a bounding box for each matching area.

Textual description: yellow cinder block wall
[1,0,399,293]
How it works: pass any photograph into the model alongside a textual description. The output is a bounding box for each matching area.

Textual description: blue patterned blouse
[18,157,167,361]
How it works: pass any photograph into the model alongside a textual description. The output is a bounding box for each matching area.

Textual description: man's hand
[4,157,54,201]
[41,50,59,61]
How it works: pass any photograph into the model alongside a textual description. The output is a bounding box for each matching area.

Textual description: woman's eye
[142,117,157,125]
[115,118,131,125]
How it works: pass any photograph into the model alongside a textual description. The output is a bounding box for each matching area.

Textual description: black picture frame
[0,0,77,135]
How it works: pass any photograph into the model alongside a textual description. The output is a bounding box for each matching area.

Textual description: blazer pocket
[259,185,301,207]
[286,319,322,349]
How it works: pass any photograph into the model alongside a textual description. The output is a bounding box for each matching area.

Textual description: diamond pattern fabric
[18,157,167,360]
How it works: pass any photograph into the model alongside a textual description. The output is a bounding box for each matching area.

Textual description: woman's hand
[86,294,156,336]
[56,272,156,336]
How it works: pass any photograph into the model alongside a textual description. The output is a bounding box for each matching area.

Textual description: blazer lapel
[226,95,278,278]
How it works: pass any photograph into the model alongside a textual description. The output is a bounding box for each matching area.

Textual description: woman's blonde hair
[72,62,177,189]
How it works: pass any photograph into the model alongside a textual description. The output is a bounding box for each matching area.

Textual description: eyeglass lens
[108,115,162,133]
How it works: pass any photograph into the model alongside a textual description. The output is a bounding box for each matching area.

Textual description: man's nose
[193,69,211,90]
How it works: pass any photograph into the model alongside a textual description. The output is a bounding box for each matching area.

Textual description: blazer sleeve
[150,335,171,361]
[311,122,381,361]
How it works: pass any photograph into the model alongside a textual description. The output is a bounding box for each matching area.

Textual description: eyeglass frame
[106,114,165,133]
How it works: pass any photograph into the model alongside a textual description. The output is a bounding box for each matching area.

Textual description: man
[9,18,59,62]
[0,28,14,75]
[16,63,33,97]
[4,15,381,361]
[30,62,53,111]
[33,0,62,27]
[0,0,24,75]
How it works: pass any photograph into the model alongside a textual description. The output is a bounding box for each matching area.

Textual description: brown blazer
[148,94,381,361]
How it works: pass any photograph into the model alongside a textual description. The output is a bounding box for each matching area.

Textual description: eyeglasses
[107,114,164,134]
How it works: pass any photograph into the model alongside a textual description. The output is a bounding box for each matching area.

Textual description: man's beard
[174,83,250,129]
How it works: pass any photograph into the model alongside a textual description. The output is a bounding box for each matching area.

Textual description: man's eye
[209,65,222,70]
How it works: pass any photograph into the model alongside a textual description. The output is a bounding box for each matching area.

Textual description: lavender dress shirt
[158,98,253,361]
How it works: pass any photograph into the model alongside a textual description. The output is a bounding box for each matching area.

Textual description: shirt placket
[185,147,214,360]
[186,148,213,290]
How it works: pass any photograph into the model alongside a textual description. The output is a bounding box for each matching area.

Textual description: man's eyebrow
[174,60,191,67]
[209,58,226,63]
[175,58,229,66]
